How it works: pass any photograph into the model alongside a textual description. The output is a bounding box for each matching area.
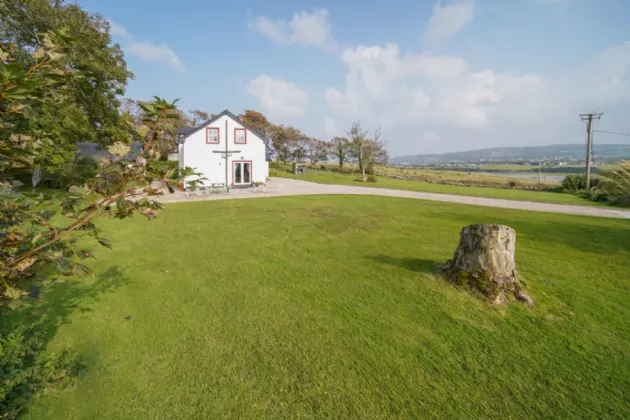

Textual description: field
[449,163,620,172]
[295,163,560,188]
[273,170,602,206]
[374,165,559,187]
[13,196,630,419]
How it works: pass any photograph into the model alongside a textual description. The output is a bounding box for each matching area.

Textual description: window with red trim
[206,127,220,144]
[235,128,247,144]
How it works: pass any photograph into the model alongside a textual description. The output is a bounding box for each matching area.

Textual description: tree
[188,109,210,126]
[346,122,388,181]
[239,110,274,153]
[0,31,184,307]
[120,98,143,126]
[0,0,134,168]
[291,137,309,163]
[0,31,194,418]
[121,98,186,160]
[270,125,302,164]
[330,136,350,169]
[307,138,330,165]
[238,109,270,131]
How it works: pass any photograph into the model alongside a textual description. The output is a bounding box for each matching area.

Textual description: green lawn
[275,171,603,206]
[15,196,630,419]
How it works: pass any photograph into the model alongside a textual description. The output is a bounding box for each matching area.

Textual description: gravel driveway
[159,177,630,219]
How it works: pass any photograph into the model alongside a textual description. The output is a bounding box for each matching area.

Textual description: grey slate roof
[178,109,271,145]
[177,127,195,136]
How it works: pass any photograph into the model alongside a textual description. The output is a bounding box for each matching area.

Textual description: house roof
[178,109,271,145]
[177,127,195,136]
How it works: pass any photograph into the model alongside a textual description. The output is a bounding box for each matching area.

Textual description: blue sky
[79,0,630,156]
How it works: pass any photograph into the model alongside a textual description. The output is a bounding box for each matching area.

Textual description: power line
[593,129,630,137]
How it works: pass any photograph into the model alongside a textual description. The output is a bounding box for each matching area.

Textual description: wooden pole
[580,113,602,190]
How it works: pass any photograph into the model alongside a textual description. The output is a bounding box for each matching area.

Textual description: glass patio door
[233,161,251,185]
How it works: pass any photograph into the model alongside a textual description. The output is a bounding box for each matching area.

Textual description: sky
[78,0,630,157]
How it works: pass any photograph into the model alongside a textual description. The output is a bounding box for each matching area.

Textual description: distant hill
[390,144,630,164]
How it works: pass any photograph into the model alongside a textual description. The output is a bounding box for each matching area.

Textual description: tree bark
[438,224,533,306]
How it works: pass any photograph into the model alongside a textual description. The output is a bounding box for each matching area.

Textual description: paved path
[158,177,630,219]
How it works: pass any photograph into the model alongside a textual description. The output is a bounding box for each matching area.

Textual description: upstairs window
[206,127,220,144]
[235,128,247,144]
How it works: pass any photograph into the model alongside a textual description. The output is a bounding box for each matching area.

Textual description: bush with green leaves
[0,323,82,420]
[597,162,630,207]
[561,174,599,192]
[41,156,100,189]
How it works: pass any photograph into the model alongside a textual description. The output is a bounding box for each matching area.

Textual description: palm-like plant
[597,161,630,207]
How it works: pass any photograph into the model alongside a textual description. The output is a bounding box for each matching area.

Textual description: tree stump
[438,224,533,306]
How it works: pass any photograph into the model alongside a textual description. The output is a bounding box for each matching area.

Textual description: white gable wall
[180,113,269,186]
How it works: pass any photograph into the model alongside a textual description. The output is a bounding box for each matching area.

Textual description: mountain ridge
[390,143,630,164]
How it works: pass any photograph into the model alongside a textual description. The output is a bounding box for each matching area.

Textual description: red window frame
[234,128,247,145]
[232,160,253,185]
[206,127,220,144]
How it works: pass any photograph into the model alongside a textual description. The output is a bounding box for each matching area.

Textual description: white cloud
[127,42,187,74]
[324,117,338,136]
[403,53,468,80]
[247,75,309,118]
[252,16,287,44]
[107,19,129,37]
[250,9,335,49]
[423,0,475,45]
[322,39,630,156]
[326,43,519,129]
[107,18,186,74]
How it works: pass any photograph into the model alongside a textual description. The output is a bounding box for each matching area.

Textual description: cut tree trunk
[438,224,533,306]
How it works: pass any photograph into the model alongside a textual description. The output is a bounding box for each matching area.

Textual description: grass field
[12,196,630,419]
[375,165,559,186]
[425,163,620,172]
[302,163,560,188]
[274,171,603,206]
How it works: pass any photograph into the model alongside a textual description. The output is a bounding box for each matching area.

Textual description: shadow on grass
[5,266,130,341]
[0,266,130,418]
[367,255,442,273]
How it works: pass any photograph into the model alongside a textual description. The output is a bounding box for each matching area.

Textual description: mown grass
[18,196,630,419]
[274,171,603,206]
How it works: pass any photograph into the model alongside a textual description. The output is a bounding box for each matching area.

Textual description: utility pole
[579,113,602,189]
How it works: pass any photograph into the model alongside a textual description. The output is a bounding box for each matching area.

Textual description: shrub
[508,180,518,188]
[561,174,599,192]
[42,156,100,189]
[0,323,82,419]
[320,165,326,170]
[152,160,179,180]
[597,162,630,207]
[367,175,377,183]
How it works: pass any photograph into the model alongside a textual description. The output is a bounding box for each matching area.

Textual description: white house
[178,110,269,187]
